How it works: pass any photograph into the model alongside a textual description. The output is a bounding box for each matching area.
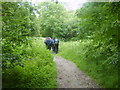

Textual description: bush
[2,37,57,88]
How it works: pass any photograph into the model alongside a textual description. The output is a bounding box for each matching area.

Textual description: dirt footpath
[54,56,100,88]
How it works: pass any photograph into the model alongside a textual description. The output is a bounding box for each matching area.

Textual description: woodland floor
[54,56,100,88]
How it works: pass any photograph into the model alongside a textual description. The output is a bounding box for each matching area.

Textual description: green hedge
[2,38,57,88]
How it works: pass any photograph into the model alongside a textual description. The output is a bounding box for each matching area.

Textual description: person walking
[44,37,53,50]
[51,38,55,52]
[53,38,59,54]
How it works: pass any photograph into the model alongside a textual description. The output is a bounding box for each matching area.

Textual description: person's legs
[48,45,51,50]
[51,45,55,53]
[54,44,58,54]
[50,43,54,52]
[53,45,55,52]
[56,44,58,53]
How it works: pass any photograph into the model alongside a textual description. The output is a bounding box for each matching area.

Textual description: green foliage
[60,3,120,88]
[2,38,57,88]
[36,1,78,39]
[2,2,30,67]
[2,1,119,88]
[2,1,41,67]
[76,2,119,40]
[59,40,118,88]
[2,2,56,88]
[37,1,66,37]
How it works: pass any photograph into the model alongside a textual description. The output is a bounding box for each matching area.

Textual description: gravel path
[54,56,100,88]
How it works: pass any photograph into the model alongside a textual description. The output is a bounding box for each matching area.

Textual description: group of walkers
[44,37,59,54]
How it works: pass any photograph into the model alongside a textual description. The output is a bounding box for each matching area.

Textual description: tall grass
[59,40,118,88]
[2,37,57,88]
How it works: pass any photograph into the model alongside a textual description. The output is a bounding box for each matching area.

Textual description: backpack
[54,39,59,44]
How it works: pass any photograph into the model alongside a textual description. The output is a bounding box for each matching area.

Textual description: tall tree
[37,1,67,37]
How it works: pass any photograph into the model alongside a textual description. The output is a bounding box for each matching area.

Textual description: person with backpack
[52,38,59,54]
[44,37,53,50]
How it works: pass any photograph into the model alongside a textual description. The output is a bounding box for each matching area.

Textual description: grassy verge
[2,37,57,88]
[59,40,118,88]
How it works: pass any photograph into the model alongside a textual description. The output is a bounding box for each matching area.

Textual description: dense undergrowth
[2,1,119,88]
[59,40,118,88]
[2,2,57,88]
[2,38,57,88]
